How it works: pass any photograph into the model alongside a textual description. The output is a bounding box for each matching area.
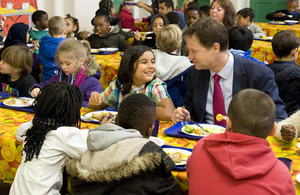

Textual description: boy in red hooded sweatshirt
[187,88,295,195]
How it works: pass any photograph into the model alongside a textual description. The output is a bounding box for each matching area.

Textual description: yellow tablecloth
[92,52,122,90]
[255,22,300,37]
[251,40,300,65]
[0,108,299,193]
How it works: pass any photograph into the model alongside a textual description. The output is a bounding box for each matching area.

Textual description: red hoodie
[187,132,295,195]
[119,8,141,31]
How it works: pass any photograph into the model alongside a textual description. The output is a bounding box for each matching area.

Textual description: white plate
[296,173,300,183]
[284,20,298,24]
[181,124,225,137]
[99,48,118,52]
[3,97,34,107]
[81,110,118,123]
[163,148,191,166]
[91,48,101,53]
[122,28,131,32]
[149,136,165,146]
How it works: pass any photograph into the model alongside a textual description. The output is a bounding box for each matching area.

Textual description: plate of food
[91,48,101,53]
[269,21,286,25]
[296,173,300,183]
[81,110,118,123]
[122,28,131,32]
[181,124,225,137]
[163,148,191,166]
[149,136,165,147]
[255,35,273,41]
[99,48,118,52]
[3,97,35,107]
[284,20,299,25]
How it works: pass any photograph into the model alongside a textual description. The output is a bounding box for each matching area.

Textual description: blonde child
[89,45,175,121]
[0,45,36,97]
[31,39,102,107]
[38,16,66,82]
[9,82,88,195]
[133,14,169,49]
[65,14,79,39]
[117,0,142,31]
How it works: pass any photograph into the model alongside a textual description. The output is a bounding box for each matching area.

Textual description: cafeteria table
[254,22,300,37]
[0,105,299,193]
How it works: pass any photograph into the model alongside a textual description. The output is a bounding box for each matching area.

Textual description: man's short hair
[166,12,180,25]
[272,30,300,59]
[48,16,66,36]
[159,0,174,10]
[228,26,253,52]
[228,89,276,139]
[237,8,255,22]
[117,94,156,135]
[32,10,47,24]
[184,17,229,51]
[156,24,182,53]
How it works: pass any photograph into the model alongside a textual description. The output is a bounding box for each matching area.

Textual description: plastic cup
[151,120,160,137]
[278,157,292,171]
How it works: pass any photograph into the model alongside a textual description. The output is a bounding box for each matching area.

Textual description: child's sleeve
[118,35,130,51]
[101,80,117,107]
[16,121,33,142]
[82,78,102,107]
[151,80,170,105]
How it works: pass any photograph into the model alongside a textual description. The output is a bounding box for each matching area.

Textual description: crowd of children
[1,0,300,194]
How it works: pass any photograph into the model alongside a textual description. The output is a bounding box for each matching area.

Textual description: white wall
[37,0,250,32]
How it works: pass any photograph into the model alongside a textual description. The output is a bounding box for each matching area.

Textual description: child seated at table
[38,16,66,82]
[31,39,102,107]
[29,10,50,44]
[266,0,300,21]
[9,82,88,195]
[166,11,180,26]
[66,93,181,194]
[87,9,130,51]
[117,0,143,31]
[237,8,266,39]
[154,24,192,107]
[187,89,295,194]
[267,30,300,116]
[65,14,80,39]
[228,26,266,65]
[89,45,175,121]
[0,45,36,97]
[133,14,169,49]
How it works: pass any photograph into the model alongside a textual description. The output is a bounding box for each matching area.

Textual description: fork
[190,120,210,134]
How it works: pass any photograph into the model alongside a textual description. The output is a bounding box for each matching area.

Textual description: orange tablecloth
[92,52,122,90]
[251,40,300,65]
[255,22,300,37]
[0,108,300,193]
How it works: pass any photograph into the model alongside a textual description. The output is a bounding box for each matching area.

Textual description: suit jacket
[185,55,287,122]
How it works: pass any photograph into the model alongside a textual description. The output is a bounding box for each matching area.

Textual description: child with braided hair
[30,39,102,107]
[10,82,89,195]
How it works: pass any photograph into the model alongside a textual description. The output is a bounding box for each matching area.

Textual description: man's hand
[281,124,296,142]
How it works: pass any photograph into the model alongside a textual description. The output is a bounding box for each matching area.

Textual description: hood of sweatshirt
[203,131,278,180]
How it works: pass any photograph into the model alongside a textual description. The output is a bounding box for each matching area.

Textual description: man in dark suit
[171,17,287,124]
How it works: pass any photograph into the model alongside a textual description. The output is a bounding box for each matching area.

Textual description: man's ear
[225,117,233,132]
[212,42,220,53]
[167,7,173,13]
[269,122,277,136]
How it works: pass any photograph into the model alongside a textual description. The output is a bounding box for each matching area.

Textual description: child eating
[9,82,88,195]
[89,45,175,121]
[0,45,36,97]
[87,10,130,51]
[187,89,295,194]
[31,39,102,107]
[67,93,181,194]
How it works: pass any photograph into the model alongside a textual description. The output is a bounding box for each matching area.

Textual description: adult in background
[209,0,236,31]
[171,17,287,125]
